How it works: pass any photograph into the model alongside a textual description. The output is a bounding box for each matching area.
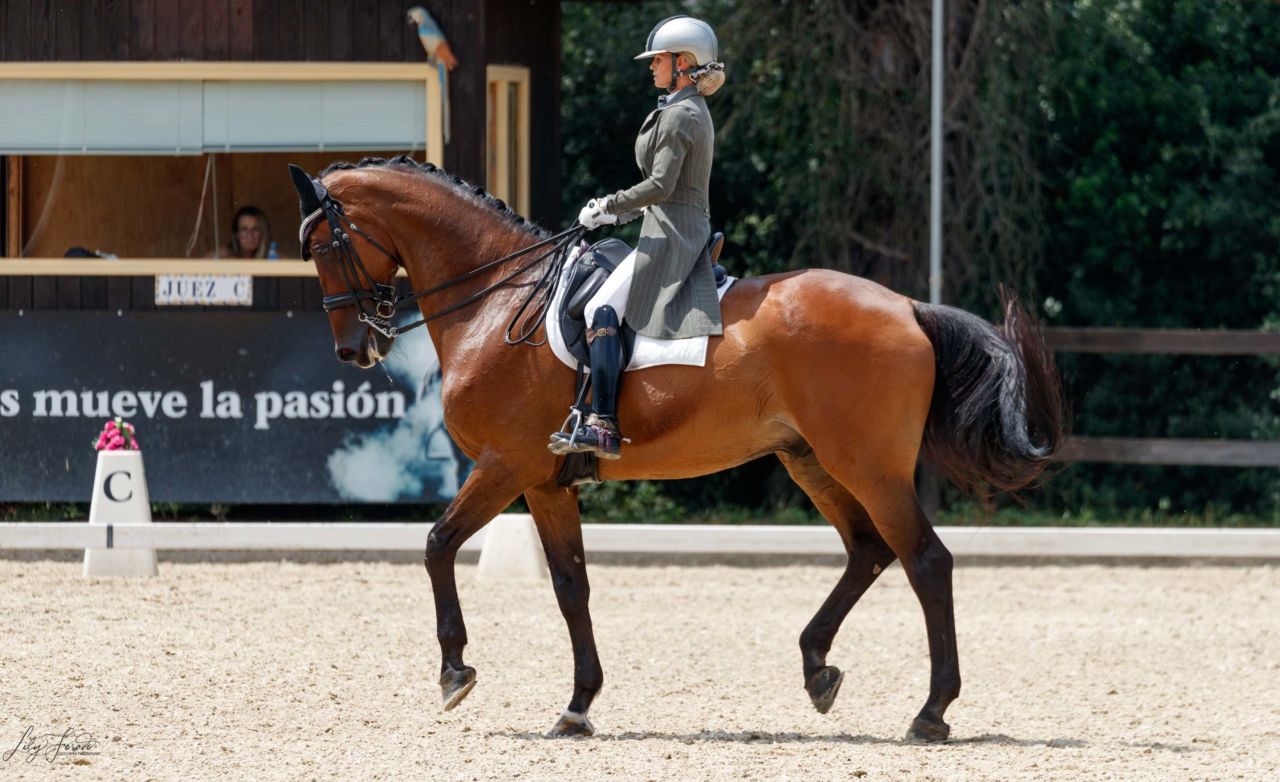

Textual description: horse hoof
[440,666,477,711]
[805,666,845,714]
[904,716,950,743]
[546,710,595,738]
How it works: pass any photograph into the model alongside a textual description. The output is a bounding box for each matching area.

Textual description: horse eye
[313,245,330,257]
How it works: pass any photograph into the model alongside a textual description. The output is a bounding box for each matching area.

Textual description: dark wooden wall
[0,1,428,64]
[0,0,561,310]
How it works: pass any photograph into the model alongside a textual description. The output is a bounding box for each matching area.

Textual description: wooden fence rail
[1060,437,1280,468]
[1043,328,1278,467]
[1046,327,1280,356]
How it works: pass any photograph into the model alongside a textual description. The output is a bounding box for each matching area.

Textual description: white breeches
[583,250,637,327]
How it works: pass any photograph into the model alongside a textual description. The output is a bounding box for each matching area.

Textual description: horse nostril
[337,347,356,362]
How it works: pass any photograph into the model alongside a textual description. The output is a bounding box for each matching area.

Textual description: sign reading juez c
[155,274,253,306]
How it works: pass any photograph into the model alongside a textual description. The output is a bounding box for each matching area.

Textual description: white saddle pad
[546,255,735,372]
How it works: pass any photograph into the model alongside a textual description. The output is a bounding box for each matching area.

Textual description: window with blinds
[0,80,426,154]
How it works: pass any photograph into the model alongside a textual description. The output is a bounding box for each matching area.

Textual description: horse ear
[288,164,325,218]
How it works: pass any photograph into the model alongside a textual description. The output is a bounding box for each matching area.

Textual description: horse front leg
[424,452,530,711]
[524,483,602,738]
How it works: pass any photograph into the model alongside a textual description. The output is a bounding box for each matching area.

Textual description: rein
[303,197,585,344]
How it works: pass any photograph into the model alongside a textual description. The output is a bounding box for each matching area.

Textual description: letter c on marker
[104,471,133,502]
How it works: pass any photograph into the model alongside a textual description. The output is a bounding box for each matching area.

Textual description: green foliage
[1038,0,1280,328]
[578,480,686,523]
[1030,0,1280,515]
[1,503,87,521]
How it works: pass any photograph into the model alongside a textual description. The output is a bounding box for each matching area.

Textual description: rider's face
[650,53,673,89]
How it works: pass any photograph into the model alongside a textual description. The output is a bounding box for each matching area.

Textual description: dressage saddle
[556,232,727,365]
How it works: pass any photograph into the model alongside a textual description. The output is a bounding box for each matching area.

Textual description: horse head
[289,164,402,369]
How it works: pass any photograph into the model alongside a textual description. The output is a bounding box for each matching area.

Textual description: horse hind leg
[834,469,961,742]
[777,449,896,715]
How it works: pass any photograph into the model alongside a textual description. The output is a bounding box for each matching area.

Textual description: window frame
[485,65,531,219]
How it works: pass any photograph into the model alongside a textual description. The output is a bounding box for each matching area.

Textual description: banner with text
[0,312,467,503]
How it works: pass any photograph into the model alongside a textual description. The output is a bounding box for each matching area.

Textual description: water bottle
[267,241,280,260]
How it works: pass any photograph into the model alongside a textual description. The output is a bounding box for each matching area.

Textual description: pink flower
[94,419,140,451]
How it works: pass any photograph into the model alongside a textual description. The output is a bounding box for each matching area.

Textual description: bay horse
[288,157,1063,741]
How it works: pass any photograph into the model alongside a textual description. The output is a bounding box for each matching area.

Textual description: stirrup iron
[548,407,586,456]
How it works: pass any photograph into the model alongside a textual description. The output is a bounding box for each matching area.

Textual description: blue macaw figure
[407,6,458,144]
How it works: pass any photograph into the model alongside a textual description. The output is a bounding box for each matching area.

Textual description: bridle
[299,191,585,344]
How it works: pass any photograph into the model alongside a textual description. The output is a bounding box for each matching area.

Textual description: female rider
[550,15,726,461]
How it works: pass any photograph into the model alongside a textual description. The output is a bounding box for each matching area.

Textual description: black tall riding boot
[548,305,625,460]
[587,305,623,426]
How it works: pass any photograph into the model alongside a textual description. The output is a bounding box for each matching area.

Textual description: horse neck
[392,182,549,369]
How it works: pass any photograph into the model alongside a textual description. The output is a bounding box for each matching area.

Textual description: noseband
[300,193,584,343]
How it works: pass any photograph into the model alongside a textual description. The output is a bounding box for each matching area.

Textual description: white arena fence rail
[1,516,1278,559]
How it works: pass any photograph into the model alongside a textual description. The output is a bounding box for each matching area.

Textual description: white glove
[577,198,617,230]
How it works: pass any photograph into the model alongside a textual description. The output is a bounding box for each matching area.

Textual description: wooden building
[0,0,561,311]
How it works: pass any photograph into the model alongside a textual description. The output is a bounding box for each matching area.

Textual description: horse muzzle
[335,326,394,369]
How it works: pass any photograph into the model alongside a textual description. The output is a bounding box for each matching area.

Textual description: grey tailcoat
[604,87,723,339]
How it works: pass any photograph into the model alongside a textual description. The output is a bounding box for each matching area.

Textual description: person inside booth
[207,206,276,259]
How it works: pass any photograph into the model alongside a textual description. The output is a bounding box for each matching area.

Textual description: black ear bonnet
[288,163,335,260]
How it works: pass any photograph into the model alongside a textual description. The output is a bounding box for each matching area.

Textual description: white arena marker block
[476,513,548,582]
[84,451,158,578]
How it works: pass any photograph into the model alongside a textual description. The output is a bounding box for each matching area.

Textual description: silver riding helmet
[635,15,726,96]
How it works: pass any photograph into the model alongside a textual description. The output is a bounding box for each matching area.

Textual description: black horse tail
[912,293,1066,497]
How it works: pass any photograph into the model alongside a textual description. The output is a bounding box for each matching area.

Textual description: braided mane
[319,154,547,238]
